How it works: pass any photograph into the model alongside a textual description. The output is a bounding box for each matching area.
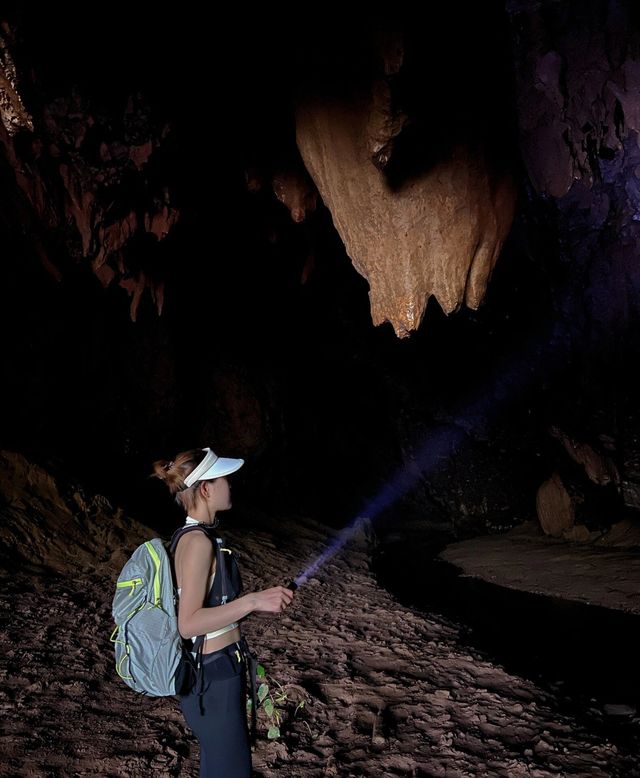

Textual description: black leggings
[180,643,251,778]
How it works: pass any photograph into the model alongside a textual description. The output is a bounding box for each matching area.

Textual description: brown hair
[151,448,208,510]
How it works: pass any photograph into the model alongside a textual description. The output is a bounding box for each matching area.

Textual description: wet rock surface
[440,519,640,616]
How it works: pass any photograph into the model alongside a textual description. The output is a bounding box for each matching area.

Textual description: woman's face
[204,476,232,512]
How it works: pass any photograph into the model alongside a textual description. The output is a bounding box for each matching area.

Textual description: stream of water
[374,538,640,755]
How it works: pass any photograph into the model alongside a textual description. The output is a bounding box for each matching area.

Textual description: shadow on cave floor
[373,536,640,753]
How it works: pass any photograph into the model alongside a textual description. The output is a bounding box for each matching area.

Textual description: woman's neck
[187,506,217,525]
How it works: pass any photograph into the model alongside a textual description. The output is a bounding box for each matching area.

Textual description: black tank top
[204,542,243,606]
[169,524,243,606]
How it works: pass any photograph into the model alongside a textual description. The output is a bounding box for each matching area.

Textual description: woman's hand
[251,586,294,614]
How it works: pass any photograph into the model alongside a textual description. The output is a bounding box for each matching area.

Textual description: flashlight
[284,579,298,592]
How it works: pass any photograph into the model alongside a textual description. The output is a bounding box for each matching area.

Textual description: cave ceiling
[1,2,640,338]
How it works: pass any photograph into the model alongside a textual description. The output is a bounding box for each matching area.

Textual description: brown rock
[0,38,34,135]
[295,97,516,337]
[59,162,95,257]
[536,472,575,538]
[549,426,620,486]
[0,450,153,573]
[595,519,640,549]
[271,168,318,223]
[562,524,592,542]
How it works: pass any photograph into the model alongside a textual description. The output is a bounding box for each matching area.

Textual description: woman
[153,446,294,778]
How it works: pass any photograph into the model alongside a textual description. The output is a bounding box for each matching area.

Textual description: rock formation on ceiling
[296,101,517,337]
[0,29,33,135]
[510,0,638,199]
[295,26,518,337]
[2,14,518,336]
[2,2,640,339]
[508,0,640,348]
[0,27,178,322]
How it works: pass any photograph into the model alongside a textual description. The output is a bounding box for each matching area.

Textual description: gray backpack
[111,528,205,696]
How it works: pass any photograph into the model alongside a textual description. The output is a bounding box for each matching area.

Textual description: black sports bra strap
[169,523,214,553]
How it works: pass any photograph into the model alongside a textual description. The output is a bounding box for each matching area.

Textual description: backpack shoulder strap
[169,526,228,601]
[168,525,214,657]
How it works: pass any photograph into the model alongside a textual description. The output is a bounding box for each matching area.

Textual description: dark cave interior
[0,1,639,576]
[3,2,640,775]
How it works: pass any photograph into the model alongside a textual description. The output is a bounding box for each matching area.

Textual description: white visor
[183,447,244,487]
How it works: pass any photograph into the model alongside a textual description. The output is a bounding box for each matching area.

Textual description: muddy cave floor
[1,511,640,778]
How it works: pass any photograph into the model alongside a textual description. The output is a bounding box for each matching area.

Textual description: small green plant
[247,664,309,740]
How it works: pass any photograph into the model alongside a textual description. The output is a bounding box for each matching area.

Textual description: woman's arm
[176,532,293,639]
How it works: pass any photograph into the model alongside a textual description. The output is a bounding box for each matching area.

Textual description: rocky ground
[1,450,639,777]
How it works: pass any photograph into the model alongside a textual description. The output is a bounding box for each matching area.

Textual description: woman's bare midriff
[201,625,242,654]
